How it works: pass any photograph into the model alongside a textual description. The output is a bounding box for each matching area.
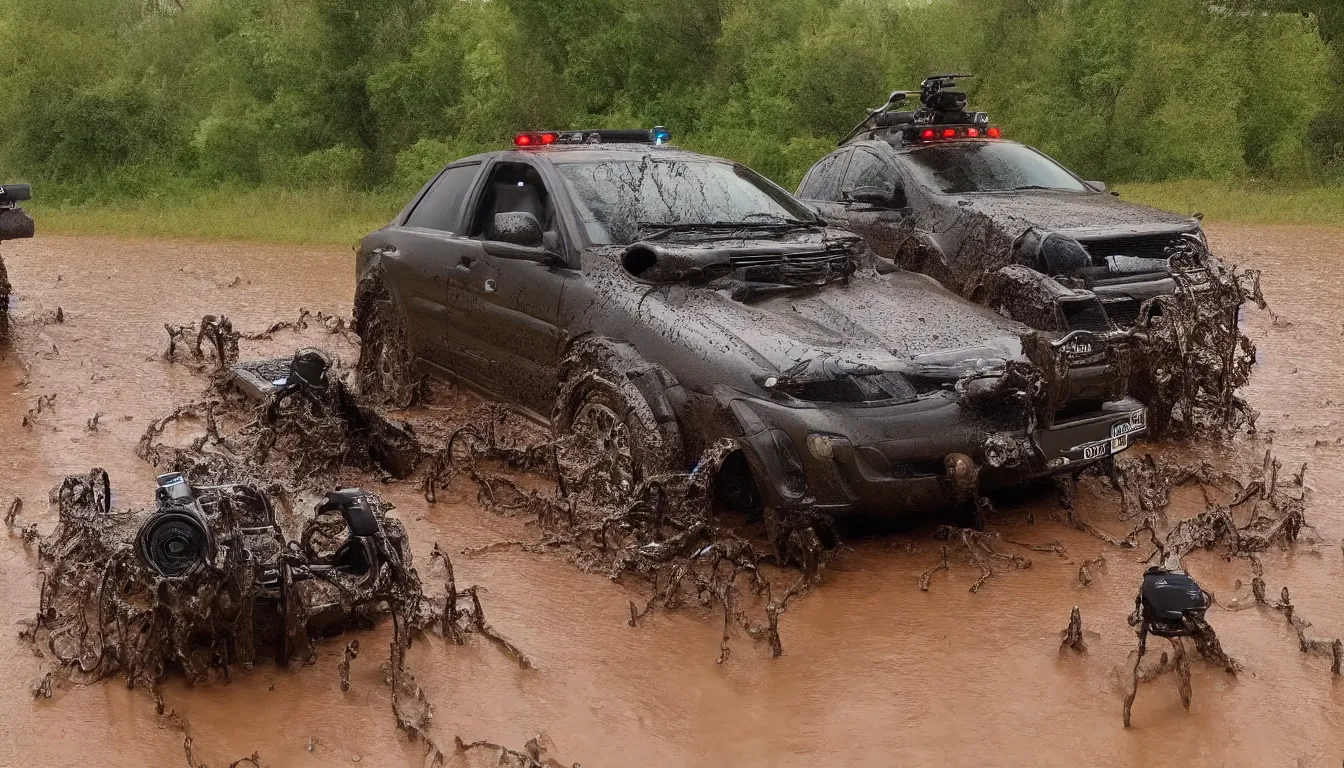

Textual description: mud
[1,228,1343,766]
[856,203,1264,439]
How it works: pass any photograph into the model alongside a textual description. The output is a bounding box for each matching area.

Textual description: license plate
[1110,421,1133,453]
[1082,442,1110,461]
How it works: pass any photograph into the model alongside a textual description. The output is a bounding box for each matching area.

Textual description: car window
[465,160,558,241]
[405,163,480,232]
[899,143,1089,194]
[554,156,817,245]
[841,149,894,192]
[799,150,850,202]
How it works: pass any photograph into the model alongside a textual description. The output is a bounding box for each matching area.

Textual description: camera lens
[137,512,209,577]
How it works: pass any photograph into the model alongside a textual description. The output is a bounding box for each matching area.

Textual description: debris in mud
[26,470,527,768]
[452,734,576,768]
[1061,606,1087,653]
[1077,555,1106,586]
[1227,569,1343,676]
[1129,237,1264,439]
[918,525,1031,593]
[165,314,240,371]
[440,421,840,659]
[0,250,10,344]
[339,639,360,692]
[137,353,421,486]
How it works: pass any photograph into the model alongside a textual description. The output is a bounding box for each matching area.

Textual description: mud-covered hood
[946,190,1200,237]
[583,241,1032,393]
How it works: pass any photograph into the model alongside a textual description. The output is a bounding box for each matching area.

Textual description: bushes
[0,0,1338,201]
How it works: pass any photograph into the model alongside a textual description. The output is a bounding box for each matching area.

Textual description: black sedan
[353,129,1146,517]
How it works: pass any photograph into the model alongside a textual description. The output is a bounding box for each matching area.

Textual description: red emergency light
[514,132,559,147]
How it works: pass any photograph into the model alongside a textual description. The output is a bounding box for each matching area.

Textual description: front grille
[1101,296,1141,328]
[1079,231,1191,261]
[1059,298,1113,333]
[729,249,851,283]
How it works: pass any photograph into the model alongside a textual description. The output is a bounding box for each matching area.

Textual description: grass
[24,178,1344,247]
[1116,179,1344,228]
[29,186,405,247]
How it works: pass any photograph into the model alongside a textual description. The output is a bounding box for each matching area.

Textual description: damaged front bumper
[719,385,1145,515]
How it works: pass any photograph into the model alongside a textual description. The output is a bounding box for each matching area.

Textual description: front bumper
[720,386,1145,516]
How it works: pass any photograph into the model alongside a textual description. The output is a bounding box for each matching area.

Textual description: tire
[553,339,684,503]
[354,277,417,407]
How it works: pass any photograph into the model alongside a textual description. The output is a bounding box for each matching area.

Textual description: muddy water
[0,226,1341,767]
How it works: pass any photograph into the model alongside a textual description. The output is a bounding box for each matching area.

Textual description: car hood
[583,241,1031,391]
[946,190,1200,236]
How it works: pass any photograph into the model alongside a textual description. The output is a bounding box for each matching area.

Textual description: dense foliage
[0,0,1337,201]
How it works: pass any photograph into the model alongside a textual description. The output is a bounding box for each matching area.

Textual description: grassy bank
[29,187,404,247]
[24,179,1344,247]
[1117,180,1344,228]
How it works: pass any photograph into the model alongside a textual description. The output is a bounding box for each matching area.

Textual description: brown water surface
[0,226,1340,767]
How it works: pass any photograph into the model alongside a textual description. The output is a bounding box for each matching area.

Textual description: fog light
[806,434,835,460]
[1047,457,1069,470]
[944,452,978,492]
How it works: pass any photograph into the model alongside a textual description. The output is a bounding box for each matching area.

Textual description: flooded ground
[1,224,1341,767]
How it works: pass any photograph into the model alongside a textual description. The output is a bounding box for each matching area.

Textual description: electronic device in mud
[1136,567,1211,638]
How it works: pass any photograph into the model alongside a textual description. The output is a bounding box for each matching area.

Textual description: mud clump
[0,250,10,344]
[1129,238,1264,438]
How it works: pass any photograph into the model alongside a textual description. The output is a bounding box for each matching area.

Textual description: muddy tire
[354,276,417,407]
[553,339,685,503]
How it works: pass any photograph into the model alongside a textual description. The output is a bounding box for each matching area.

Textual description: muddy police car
[354,128,1145,517]
[797,75,1213,337]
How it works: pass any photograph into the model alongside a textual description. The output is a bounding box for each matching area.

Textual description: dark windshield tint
[899,143,1088,194]
[555,157,816,245]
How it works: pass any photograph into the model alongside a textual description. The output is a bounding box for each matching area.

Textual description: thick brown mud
[1,227,1342,766]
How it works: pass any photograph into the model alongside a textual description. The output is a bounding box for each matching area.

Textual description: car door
[448,157,583,417]
[377,160,485,369]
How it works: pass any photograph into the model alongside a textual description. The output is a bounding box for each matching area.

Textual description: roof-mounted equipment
[838,74,1002,146]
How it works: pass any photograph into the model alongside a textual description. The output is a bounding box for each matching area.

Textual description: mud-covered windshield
[555,156,817,245]
[899,143,1089,194]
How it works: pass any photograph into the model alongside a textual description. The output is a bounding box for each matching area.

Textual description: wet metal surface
[0,228,1341,766]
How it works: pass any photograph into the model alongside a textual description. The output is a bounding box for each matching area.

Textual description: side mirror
[842,184,904,208]
[1085,180,1107,193]
[490,211,543,248]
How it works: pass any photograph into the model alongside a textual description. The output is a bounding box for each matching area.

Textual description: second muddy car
[353,129,1146,517]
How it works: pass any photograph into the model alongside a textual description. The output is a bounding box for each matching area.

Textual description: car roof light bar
[512,127,672,148]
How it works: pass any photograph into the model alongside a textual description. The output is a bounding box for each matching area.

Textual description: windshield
[554,156,817,245]
[899,142,1089,194]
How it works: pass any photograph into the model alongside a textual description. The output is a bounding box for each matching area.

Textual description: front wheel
[553,340,684,505]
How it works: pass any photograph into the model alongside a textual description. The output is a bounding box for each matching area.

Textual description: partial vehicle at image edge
[352,128,1146,519]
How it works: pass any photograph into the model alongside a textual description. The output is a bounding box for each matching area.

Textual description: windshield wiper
[1006,185,1064,192]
